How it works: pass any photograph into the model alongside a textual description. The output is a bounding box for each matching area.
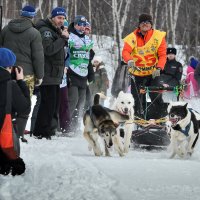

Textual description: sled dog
[112,91,135,153]
[83,93,129,157]
[167,102,200,158]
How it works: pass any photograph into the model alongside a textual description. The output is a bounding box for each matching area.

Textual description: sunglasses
[77,22,87,27]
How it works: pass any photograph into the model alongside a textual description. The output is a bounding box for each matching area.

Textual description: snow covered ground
[1,132,200,200]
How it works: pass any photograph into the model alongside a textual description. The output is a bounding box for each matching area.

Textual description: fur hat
[167,47,177,55]
[74,15,87,25]
[0,48,16,68]
[92,56,103,64]
[51,7,67,18]
[189,57,198,69]
[139,13,153,25]
[20,5,36,18]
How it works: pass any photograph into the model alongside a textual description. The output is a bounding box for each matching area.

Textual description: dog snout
[109,140,113,147]
[124,107,128,113]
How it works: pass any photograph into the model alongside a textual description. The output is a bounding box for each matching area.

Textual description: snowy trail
[1,135,200,200]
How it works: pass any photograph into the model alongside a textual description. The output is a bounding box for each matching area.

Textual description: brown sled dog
[83,93,129,157]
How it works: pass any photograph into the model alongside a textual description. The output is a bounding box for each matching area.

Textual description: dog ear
[114,122,119,128]
[184,103,188,108]
[118,91,124,97]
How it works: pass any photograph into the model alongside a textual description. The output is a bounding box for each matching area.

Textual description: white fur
[112,91,135,153]
[167,102,200,159]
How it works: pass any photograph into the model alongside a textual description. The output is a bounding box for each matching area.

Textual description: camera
[11,66,21,80]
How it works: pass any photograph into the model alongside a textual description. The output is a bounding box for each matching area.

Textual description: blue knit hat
[190,57,199,69]
[51,7,67,18]
[0,48,16,68]
[20,5,36,18]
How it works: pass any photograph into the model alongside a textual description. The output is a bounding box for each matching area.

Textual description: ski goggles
[77,22,87,27]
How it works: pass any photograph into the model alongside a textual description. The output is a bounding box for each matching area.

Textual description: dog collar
[173,122,191,137]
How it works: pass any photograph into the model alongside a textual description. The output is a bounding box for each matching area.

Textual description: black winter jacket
[0,67,31,130]
[0,17,44,79]
[160,59,183,86]
[36,18,68,85]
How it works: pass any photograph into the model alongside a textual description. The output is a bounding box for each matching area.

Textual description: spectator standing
[33,7,69,139]
[0,5,44,142]
[59,19,71,133]
[89,56,109,105]
[157,47,183,101]
[66,15,93,133]
[184,57,199,99]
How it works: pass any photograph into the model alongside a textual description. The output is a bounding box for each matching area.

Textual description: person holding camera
[0,48,31,176]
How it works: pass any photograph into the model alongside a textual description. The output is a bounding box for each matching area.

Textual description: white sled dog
[112,91,135,153]
[83,93,129,157]
[167,102,200,158]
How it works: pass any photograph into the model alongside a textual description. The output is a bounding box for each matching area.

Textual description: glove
[152,69,160,79]
[10,157,26,176]
[35,78,43,86]
[128,60,141,71]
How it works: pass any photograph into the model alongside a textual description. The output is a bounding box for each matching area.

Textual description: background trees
[0,0,200,67]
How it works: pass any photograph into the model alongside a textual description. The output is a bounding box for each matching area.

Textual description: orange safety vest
[123,30,166,76]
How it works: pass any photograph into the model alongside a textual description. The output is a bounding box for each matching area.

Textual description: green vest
[68,33,93,77]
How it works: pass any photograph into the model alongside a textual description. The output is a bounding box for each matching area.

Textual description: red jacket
[122,28,167,70]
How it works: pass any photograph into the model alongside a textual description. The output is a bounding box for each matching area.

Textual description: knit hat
[74,15,87,25]
[0,48,16,68]
[92,56,103,64]
[20,5,36,18]
[51,7,67,18]
[139,13,153,25]
[189,57,199,69]
[167,47,177,55]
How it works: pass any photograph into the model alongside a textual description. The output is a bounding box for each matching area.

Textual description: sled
[131,85,183,150]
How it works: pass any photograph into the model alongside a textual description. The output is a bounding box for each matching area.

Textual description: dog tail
[93,93,107,105]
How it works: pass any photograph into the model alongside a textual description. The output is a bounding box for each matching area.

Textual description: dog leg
[168,135,177,159]
[104,140,111,157]
[113,134,124,157]
[187,133,199,156]
[123,124,133,153]
[83,130,102,156]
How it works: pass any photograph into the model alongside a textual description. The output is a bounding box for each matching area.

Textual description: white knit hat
[92,56,103,64]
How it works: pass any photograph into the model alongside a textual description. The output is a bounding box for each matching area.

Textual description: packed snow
[1,127,200,200]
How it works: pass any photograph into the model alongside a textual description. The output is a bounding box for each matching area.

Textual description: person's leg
[131,76,146,118]
[33,85,58,139]
[30,87,41,136]
[51,85,60,136]
[66,85,79,131]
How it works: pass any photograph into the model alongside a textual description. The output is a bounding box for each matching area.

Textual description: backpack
[0,81,20,159]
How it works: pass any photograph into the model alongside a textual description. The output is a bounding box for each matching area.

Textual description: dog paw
[94,151,103,156]
[123,147,129,154]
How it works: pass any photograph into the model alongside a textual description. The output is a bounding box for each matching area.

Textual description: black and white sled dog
[112,91,135,153]
[83,93,129,157]
[167,102,200,158]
